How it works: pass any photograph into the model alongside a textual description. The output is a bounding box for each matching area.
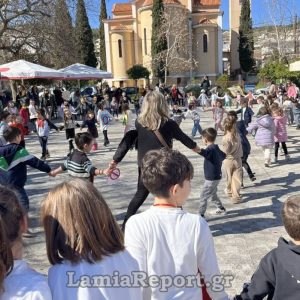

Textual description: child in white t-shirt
[125,148,229,300]
[97,102,114,146]
[0,186,51,300]
[42,179,142,300]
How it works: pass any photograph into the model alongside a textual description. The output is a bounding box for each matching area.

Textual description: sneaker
[215,207,226,215]
[22,229,37,238]
[40,156,46,160]
[274,157,278,163]
[46,153,50,158]
[250,176,256,182]
[285,154,290,160]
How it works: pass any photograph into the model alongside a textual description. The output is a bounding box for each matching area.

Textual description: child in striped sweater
[51,132,109,182]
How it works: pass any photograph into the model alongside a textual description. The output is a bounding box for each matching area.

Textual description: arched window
[118,39,122,58]
[144,28,147,55]
[203,34,208,53]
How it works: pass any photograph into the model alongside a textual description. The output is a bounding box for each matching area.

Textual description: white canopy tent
[289,61,300,72]
[0,59,66,80]
[59,63,112,80]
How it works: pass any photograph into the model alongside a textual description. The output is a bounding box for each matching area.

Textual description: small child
[0,127,52,235]
[247,107,275,167]
[51,132,109,182]
[236,98,254,127]
[60,106,79,154]
[222,115,243,203]
[125,148,229,300]
[224,91,232,108]
[198,128,226,218]
[204,100,227,133]
[197,89,209,107]
[35,109,52,160]
[19,103,29,135]
[110,96,119,118]
[121,103,135,134]
[291,98,300,130]
[28,99,38,133]
[97,102,114,146]
[227,111,256,186]
[0,186,52,299]
[0,111,10,146]
[235,195,300,299]
[80,110,99,150]
[185,103,202,138]
[272,107,289,162]
[170,102,185,126]
[282,96,293,125]
[9,115,26,148]
[42,179,142,299]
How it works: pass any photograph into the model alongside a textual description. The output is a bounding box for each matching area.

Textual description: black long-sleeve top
[113,119,197,166]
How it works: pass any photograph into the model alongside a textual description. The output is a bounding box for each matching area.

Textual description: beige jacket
[222,133,243,160]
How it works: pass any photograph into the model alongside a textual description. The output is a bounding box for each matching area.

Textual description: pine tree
[75,0,97,67]
[151,0,167,81]
[52,0,76,68]
[238,0,254,73]
[99,0,107,70]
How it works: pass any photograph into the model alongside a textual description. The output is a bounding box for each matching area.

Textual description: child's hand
[48,171,56,177]
[102,168,111,176]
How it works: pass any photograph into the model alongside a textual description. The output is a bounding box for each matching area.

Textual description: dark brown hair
[0,186,24,292]
[75,132,93,150]
[3,127,21,143]
[141,149,194,198]
[282,195,300,241]
[41,179,124,265]
[201,127,217,142]
[0,217,13,293]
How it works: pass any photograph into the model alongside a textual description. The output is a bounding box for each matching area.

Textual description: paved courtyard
[23,106,300,297]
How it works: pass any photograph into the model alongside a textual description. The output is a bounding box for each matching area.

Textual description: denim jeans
[192,120,202,137]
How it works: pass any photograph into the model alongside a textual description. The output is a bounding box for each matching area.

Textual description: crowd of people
[0,80,300,299]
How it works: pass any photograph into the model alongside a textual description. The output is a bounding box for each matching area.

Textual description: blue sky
[86,0,300,29]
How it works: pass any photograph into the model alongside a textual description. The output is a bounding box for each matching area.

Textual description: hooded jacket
[247,115,275,147]
[236,237,300,300]
[0,143,51,188]
[273,115,288,143]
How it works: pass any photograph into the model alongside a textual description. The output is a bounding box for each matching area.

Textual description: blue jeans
[192,120,202,137]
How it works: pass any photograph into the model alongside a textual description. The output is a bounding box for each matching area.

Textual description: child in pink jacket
[272,107,289,163]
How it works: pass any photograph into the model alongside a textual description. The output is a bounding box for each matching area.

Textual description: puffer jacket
[247,115,275,147]
[273,116,288,142]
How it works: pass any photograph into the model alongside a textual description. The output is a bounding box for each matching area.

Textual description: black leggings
[275,142,288,157]
[122,168,149,230]
[242,155,254,182]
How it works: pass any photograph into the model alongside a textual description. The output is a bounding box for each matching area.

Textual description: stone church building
[103,0,240,87]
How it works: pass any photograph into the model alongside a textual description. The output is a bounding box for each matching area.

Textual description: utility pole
[294,14,298,55]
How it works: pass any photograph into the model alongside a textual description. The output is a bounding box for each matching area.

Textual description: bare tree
[151,6,195,84]
[0,0,53,61]
[264,0,296,60]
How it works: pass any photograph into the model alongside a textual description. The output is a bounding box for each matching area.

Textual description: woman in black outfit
[109,91,200,229]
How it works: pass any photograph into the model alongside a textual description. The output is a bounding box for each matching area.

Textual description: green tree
[238,0,254,73]
[99,0,107,70]
[52,0,76,68]
[151,0,167,81]
[75,0,97,67]
[127,64,150,87]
